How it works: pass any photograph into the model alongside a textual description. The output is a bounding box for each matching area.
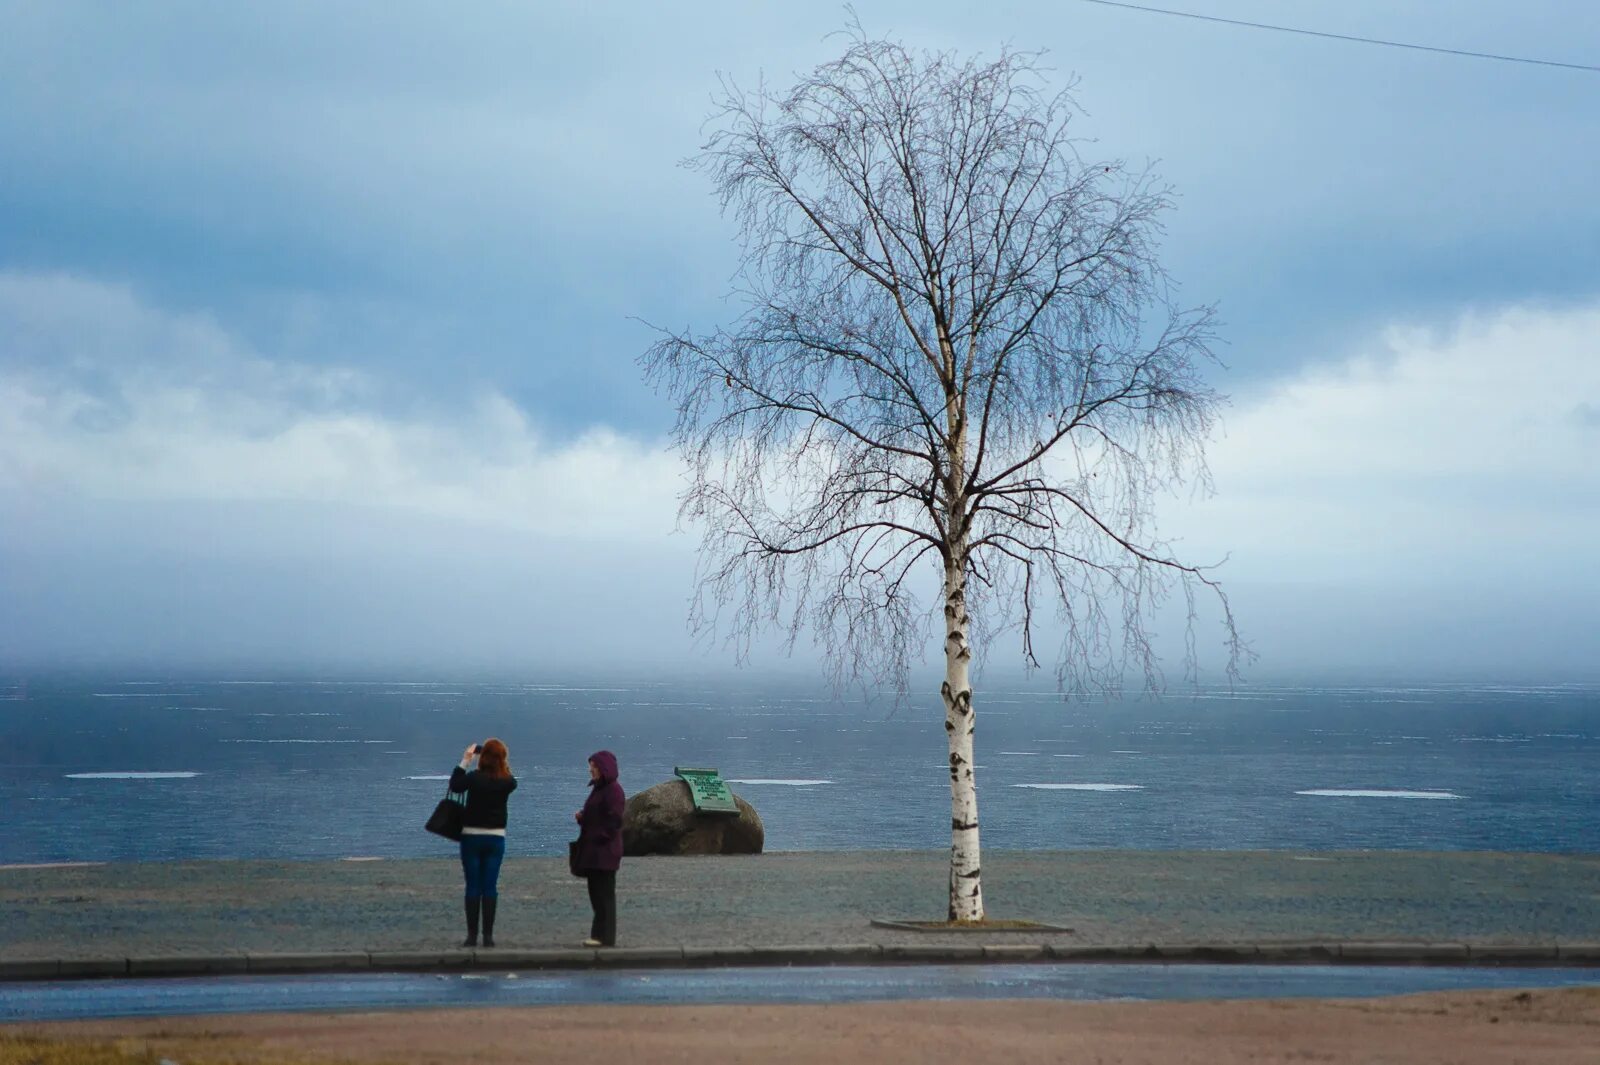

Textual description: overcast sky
[2,1,1597,682]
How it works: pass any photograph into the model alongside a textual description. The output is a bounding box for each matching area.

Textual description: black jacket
[449,766,518,830]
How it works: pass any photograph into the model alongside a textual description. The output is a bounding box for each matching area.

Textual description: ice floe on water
[1299,786,1465,796]
[0,861,106,869]
[724,778,833,786]
[65,771,200,779]
[92,693,187,698]
[1013,783,1144,792]
[221,739,382,744]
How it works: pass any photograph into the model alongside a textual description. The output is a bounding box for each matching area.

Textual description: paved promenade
[3,850,1598,978]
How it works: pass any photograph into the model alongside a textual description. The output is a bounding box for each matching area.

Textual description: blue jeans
[459,834,505,899]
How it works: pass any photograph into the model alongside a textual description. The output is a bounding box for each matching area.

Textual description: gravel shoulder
[7,986,1600,1065]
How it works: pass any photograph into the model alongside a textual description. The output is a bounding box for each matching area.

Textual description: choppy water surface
[1,676,1596,861]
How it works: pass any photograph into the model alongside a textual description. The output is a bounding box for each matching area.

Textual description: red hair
[477,738,511,778]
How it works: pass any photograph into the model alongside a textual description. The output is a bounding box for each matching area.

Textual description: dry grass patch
[0,1032,379,1065]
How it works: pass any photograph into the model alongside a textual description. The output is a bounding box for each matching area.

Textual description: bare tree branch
[640,26,1246,919]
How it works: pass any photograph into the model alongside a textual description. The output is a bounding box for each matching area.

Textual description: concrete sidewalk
[4,850,1599,979]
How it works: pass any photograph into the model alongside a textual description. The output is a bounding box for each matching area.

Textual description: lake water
[1,676,1596,863]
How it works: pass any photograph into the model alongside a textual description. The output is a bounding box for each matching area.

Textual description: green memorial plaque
[674,766,740,815]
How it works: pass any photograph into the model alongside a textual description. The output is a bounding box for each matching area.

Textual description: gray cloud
[1,2,1596,433]
[3,3,1599,679]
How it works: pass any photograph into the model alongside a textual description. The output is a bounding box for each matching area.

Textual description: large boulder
[622,779,764,856]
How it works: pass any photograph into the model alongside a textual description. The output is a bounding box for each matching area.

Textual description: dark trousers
[459,834,505,898]
[585,870,617,946]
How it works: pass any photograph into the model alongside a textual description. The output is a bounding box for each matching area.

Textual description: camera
[471,744,483,754]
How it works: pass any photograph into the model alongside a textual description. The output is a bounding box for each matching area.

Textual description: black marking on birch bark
[952,818,978,831]
[956,866,981,880]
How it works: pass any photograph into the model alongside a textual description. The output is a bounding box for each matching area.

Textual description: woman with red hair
[450,737,517,947]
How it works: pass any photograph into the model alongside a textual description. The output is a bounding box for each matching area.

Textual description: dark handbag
[568,838,585,877]
[425,787,467,841]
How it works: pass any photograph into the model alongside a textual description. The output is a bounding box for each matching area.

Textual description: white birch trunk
[943,548,984,921]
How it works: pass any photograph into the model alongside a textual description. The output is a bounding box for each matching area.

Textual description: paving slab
[3,851,1599,978]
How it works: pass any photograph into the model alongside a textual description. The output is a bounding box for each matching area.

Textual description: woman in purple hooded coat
[573,749,624,947]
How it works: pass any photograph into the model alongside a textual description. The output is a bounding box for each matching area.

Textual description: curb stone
[592,947,686,966]
[1253,942,1338,962]
[882,943,985,961]
[127,955,248,976]
[246,952,372,974]
[4,941,1600,982]
[981,943,1046,960]
[1144,943,1261,962]
[471,949,595,969]
[1557,942,1600,962]
[57,959,129,979]
[1339,943,1470,962]
[366,950,476,970]
[1047,944,1136,961]
[741,944,880,965]
[1465,944,1560,963]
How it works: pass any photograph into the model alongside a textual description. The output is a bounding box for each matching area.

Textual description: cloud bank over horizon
[3,3,1596,682]
[3,271,1595,679]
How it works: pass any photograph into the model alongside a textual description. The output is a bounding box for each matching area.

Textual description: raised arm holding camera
[449,738,517,947]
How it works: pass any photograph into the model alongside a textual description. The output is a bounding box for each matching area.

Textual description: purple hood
[589,750,619,786]
[576,750,625,874]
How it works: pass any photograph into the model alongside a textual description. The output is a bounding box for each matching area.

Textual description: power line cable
[1077,0,1600,73]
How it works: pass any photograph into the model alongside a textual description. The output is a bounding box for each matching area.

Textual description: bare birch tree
[643,33,1242,921]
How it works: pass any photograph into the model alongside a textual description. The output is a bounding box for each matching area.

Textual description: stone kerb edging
[3,941,1598,981]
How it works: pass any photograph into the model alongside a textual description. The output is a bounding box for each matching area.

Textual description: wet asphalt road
[4,964,1599,1023]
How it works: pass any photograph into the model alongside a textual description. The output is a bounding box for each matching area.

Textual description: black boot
[481,897,497,948]
[462,897,480,948]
